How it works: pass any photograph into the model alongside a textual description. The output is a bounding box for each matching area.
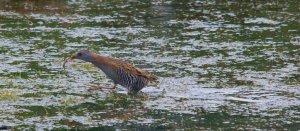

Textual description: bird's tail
[148,74,159,85]
[149,74,158,82]
[136,68,158,83]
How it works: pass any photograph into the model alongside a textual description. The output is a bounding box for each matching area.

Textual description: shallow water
[0,0,300,130]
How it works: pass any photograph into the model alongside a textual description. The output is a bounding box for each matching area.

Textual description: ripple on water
[1,0,300,130]
[244,18,280,25]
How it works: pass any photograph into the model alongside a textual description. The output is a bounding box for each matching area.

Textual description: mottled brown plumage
[63,50,158,94]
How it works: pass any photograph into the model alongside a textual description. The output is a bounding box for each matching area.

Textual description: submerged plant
[70,63,94,69]
[0,90,18,101]
[5,80,22,89]
[82,63,94,69]
[60,96,83,105]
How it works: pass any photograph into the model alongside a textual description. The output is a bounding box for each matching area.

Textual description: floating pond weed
[5,80,22,89]
[60,96,83,106]
[82,63,94,69]
[0,90,18,101]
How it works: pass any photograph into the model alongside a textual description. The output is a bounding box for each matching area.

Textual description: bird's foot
[87,84,116,91]
[87,84,104,91]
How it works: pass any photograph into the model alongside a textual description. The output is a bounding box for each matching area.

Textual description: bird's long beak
[63,55,77,69]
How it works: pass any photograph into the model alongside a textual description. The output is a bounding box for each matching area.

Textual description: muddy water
[0,0,300,130]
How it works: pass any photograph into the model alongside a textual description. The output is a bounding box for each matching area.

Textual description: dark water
[0,0,300,130]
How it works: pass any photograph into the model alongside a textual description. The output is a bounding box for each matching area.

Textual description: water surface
[0,0,300,130]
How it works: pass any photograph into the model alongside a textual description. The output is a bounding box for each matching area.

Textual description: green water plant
[60,96,83,106]
[71,63,94,69]
[0,90,18,101]
[6,80,22,89]
[82,63,94,69]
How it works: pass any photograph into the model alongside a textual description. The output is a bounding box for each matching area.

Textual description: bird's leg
[87,84,116,91]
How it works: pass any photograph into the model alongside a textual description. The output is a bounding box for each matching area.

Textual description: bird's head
[70,50,94,62]
[63,50,94,69]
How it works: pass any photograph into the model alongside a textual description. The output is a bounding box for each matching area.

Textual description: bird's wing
[110,58,158,82]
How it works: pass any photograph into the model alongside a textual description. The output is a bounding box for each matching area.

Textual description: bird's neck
[90,55,113,70]
[90,55,118,81]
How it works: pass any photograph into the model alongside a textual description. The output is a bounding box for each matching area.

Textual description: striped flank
[117,69,148,93]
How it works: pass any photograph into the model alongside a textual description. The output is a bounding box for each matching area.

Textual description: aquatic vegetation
[0,0,300,130]
[70,63,94,69]
[0,90,18,101]
[60,96,83,106]
[81,63,94,69]
[5,80,23,89]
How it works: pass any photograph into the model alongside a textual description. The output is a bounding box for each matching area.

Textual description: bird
[63,50,158,94]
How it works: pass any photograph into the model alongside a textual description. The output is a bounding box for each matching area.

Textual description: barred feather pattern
[116,68,148,93]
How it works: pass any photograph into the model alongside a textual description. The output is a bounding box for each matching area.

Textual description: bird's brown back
[119,61,158,82]
[92,54,158,82]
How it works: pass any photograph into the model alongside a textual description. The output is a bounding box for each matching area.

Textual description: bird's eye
[77,53,82,56]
